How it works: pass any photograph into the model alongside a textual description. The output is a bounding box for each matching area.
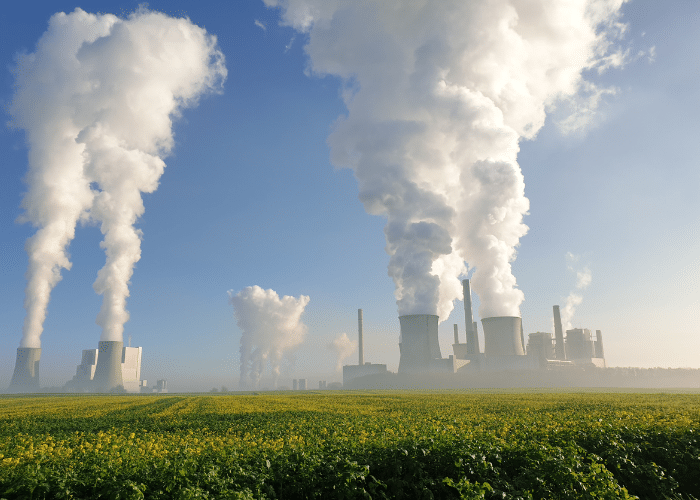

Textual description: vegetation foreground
[1,391,699,499]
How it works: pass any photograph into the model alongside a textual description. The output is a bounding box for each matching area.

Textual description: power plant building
[71,342,146,392]
[410,279,607,375]
[342,308,388,386]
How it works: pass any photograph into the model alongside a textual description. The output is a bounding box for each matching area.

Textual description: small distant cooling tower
[92,341,124,391]
[565,328,596,360]
[398,314,442,373]
[9,347,41,392]
[481,316,525,356]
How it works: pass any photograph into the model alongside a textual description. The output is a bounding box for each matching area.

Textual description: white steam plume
[560,252,592,331]
[327,332,356,372]
[265,0,627,320]
[229,286,310,389]
[9,8,226,347]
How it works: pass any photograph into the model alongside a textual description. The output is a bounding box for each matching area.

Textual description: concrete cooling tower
[481,317,525,356]
[8,347,41,392]
[92,341,124,391]
[398,314,442,373]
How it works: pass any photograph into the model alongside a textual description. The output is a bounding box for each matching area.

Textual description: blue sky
[1,0,699,391]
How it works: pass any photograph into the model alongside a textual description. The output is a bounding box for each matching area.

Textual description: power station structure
[8,347,41,393]
[7,339,162,393]
[343,308,388,385]
[397,314,452,373]
[70,340,146,392]
[395,279,606,376]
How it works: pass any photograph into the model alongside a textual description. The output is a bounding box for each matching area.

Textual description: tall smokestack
[92,341,123,392]
[358,308,364,365]
[595,329,605,358]
[463,280,480,355]
[8,347,41,392]
[553,305,566,360]
[453,324,459,344]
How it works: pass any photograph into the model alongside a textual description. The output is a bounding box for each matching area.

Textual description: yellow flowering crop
[1,391,699,498]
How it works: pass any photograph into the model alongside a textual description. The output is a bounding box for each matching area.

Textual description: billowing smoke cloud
[229,286,310,389]
[560,252,592,331]
[327,332,356,372]
[9,8,226,347]
[265,0,627,320]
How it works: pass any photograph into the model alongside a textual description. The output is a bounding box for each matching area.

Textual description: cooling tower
[527,332,554,360]
[481,316,525,356]
[553,305,566,360]
[565,328,596,360]
[358,309,364,366]
[8,347,41,392]
[398,314,442,373]
[92,341,124,391]
[462,280,480,355]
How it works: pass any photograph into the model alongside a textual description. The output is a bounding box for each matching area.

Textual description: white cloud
[327,332,356,372]
[229,286,309,389]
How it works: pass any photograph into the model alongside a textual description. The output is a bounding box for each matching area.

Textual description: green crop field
[1,391,699,499]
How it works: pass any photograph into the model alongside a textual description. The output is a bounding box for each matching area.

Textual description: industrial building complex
[7,340,167,393]
[14,277,696,393]
[68,341,146,393]
[344,279,607,387]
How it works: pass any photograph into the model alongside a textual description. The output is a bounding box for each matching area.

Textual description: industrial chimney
[8,347,41,392]
[462,279,480,355]
[358,308,364,366]
[553,305,566,360]
[92,341,124,392]
[398,314,441,373]
[453,324,459,344]
[595,330,605,359]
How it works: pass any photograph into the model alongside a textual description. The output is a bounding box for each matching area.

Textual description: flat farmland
[1,391,699,499]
